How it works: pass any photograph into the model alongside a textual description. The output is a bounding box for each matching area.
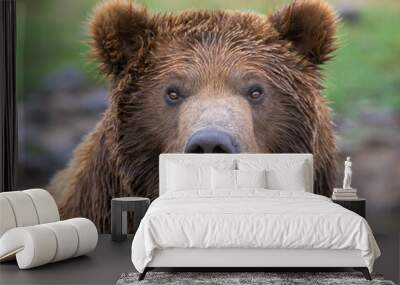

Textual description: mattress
[131,190,380,273]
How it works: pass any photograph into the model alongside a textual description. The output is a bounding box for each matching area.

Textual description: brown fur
[49,0,339,233]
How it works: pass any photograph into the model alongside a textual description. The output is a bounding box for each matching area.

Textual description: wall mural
[47,0,336,232]
[17,0,400,235]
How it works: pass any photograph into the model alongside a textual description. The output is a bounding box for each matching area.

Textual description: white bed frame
[140,154,370,280]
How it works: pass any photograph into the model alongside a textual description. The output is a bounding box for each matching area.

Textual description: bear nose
[184,129,240,153]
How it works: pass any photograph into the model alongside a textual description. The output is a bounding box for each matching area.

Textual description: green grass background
[16,0,400,114]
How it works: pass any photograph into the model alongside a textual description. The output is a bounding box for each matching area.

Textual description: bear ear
[268,0,338,65]
[89,0,155,76]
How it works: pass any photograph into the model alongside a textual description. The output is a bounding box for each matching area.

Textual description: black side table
[111,197,150,242]
[332,198,366,218]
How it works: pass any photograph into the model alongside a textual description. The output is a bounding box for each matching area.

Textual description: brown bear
[49,0,338,233]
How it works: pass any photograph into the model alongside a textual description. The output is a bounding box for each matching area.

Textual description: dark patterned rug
[116,272,396,285]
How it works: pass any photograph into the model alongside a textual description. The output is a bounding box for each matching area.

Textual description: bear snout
[184,129,240,153]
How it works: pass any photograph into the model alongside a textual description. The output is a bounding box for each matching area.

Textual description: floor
[1,234,399,285]
[373,233,400,284]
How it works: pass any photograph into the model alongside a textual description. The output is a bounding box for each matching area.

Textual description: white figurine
[343,156,352,189]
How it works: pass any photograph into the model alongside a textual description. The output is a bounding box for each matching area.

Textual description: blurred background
[16,0,399,279]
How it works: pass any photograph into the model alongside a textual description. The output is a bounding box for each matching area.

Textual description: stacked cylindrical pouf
[0,189,98,269]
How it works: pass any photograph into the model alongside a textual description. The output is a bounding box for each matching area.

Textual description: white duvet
[131,190,380,273]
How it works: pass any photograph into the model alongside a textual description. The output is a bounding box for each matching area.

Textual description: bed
[131,154,380,280]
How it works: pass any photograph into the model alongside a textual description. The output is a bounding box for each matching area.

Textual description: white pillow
[267,165,307,191]
[167,162,211,191]
[236,169,267,189]
[238,159,308,191]
[211,168,237,190]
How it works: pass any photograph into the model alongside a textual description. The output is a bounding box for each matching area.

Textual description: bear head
[89,0,338,198]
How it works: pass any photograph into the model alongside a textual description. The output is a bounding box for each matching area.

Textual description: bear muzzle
[184,129,240,153]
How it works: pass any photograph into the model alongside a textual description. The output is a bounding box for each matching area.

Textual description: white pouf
[1,191,40,227]
[0,189,60,236]
[0,218,98,269]
[0,189,98,269]
[42,221,79,262]
[0,196,17,237]
[23,188,60,224]
[66,218,98,257]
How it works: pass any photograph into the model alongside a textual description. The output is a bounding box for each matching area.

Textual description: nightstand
[111,197,150,242]
[332,198,366,218]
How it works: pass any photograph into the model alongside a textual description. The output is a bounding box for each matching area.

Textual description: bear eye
[247,84,264,103]
[165,85,182,105]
